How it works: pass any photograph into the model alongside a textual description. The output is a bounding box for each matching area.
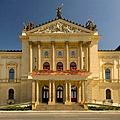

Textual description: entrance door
[57,86,63,103]
[42,86,49,103]
[71,86,77,102]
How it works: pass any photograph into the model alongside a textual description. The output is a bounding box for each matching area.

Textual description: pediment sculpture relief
[35,22,85,34]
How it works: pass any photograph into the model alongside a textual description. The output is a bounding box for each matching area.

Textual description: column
[84,81,86,102]
[78,81,81,103]
[51,41,55,71]
[38,42,41,70]
[29,42,33,73]
[66,41,69,70]
[32,80,36,109]
[86,45,88,71]
[78,43,80,70]
[48,80,51,104]
[65,81,68,103]
[118,59,120,82]
[52,80,55,103]
[36,80,39,104]
[69,81,71,103]
[88,41,91,72]
[81,81,84,104]
[79,41,83,71]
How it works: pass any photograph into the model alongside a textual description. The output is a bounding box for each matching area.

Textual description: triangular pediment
[26,19,95,34]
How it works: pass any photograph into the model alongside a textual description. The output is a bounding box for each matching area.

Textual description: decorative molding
[98,56,119,59]
[6,61,18,66]
[1,56,21,59]
[51,36,69,39]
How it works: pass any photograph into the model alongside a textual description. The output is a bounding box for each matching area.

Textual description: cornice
[28,33,94,37]
[19,36,29,41]
[98,51,120,54]
[90,35,101,41]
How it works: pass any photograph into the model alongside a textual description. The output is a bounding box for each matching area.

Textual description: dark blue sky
[0,0,120,50]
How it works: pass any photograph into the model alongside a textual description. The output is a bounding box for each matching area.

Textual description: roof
[0,50,22,52]
[115,45,120,51]
[98,45,120,52]
[23,18,97,32]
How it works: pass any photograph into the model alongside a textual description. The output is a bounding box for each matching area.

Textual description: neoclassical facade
[0,16,120,110]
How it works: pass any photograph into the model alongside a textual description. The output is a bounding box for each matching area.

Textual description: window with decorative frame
[71,51,75,57]
[58,51,62,57]
[9,68,14,79]
[44,51,49,57]
[6,61,17,82]
[105,68,111,80]
[102,63,113,82]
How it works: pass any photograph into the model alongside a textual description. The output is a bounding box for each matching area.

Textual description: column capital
[29,41,33,45]
[79,41,83,45]
[87,41,91,46]
[51,41,55,45]
[65,41,69,45]
[37,41,41,45]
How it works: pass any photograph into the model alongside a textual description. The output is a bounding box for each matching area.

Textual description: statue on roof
[23,22,34,31]
[86,18,96,31]
[56,4,64,19]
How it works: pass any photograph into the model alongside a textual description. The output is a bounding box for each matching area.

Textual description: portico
[32,80,86,106]
[31,72,89,109]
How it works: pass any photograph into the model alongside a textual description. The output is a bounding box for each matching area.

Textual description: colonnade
[29,41,91,72]
[32,80,86,105]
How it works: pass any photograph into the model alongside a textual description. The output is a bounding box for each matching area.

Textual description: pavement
[0,110,120,113]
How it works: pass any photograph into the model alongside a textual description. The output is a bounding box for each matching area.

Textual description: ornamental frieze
[98,56,119,59]
[34,22,85,34]
[1,56,21,59]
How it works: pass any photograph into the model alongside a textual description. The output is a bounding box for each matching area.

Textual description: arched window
[70,62,77,70]
[9,69,14,79]
[58,51,62,57]
[56,62,63,71]
[106,89,111,99]
[44,51,49,57]
[9,89,14,99]
[105,68,110,79]
[43,62,50,70]
[71,51,75,57]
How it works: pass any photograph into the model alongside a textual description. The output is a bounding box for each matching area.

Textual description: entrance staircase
[35,103,84,111]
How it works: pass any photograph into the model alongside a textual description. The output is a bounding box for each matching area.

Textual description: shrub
[0,105,32,111]
[88,106,120,111]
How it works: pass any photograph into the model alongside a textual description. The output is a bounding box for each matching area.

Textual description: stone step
[35,103,84,111]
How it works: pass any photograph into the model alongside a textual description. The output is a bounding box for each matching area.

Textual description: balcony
[32,69,89,75]
[30,70,91,81]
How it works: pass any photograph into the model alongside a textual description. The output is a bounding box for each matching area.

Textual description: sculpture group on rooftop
[85,18,96,31]
[23,22,34,31]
